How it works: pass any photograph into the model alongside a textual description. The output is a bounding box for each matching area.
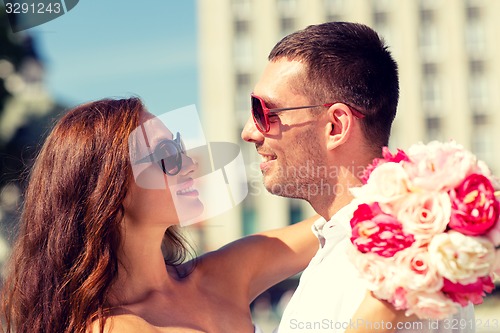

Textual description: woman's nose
[179,153,197,175]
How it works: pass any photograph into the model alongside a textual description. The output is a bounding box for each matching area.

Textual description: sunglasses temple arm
[267,104,327,113]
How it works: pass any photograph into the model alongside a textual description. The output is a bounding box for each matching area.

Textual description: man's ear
[325,103,353,151]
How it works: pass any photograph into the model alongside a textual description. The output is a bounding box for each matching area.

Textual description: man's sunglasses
[251,94,365,134]
[135,132,186,176]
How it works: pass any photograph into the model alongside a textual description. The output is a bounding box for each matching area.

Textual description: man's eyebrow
[266,98,282,109]
[252,93,282,109]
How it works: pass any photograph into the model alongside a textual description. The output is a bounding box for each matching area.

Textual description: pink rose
[394,245,444,292]
[351,203,415,257]
[391,286,409,310]
[442,276,495,306]
[396,192,451,241]
[349,250,397,300]
[361,147,410,184]
[449,174,499,236]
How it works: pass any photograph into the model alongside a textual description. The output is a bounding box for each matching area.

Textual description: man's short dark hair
[269,21,399,149]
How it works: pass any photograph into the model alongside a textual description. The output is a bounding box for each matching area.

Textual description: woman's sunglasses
[251,94,365,134]
[135,132,186,176]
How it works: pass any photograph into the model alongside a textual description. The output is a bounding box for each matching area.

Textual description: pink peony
[449,174,499,236]
[442,276,495,306]
[351,203,415,257]
[406,141,479,191]
[361,147,410,184]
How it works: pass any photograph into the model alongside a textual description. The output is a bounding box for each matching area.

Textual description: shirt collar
[312,201,360,248]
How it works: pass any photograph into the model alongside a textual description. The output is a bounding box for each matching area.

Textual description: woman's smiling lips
[176,178,199,196]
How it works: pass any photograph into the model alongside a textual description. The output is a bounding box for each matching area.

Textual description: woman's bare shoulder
[87,314,207,333]
[87,314,157,333]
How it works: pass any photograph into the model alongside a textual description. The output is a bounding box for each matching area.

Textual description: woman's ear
[326,103,353,151]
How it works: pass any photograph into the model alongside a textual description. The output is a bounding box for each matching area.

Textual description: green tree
[1,8,40,121]
[0,7,66,238]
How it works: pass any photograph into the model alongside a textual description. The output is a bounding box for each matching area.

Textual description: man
[242,22,474,332]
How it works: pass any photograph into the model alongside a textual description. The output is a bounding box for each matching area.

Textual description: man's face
[241,59,330,201]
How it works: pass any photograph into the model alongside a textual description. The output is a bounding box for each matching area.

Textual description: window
[423,63,437,76]
[419,11,440,60]
[468,74,488,114]
[277,0,297,37]
[374,12,388,26]
[372,11,393,49]
[465,19,485,56]
[425,117,443,141]
[421,70,442,116]
[234,19,250,36]
[235,72,252,122]
[372,0,392,12]
[231,0,252,20]
[279,17,296,36]
[469,59,484,74]
[466,5,481,21]
[324,0,345,21]
[472,125,494,170]
[277,0,298,16]
[233,35,253,69]
[419,0,441,10]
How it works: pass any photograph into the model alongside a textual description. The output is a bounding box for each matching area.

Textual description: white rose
[405,291,458,320]
[428,231,495,284]
[396,192,451,241]
[350,162,410,204]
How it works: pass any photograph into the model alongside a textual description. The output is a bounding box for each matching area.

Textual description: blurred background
[1,0,499,332]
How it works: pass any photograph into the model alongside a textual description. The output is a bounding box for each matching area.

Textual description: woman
[1,97,319,333]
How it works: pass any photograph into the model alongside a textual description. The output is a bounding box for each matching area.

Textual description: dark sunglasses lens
[251,96,267,132]
[155,141,181,175]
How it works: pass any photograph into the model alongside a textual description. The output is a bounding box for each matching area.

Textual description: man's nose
[241,115,264,143]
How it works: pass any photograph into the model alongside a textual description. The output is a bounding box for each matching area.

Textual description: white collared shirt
[277,203,475,333]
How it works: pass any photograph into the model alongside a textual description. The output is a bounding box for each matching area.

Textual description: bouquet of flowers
[349,140,500,320]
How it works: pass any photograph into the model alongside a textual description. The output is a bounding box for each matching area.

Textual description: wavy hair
[1,97,192,333]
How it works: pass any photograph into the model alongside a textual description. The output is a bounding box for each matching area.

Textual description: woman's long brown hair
[1,97,191,333]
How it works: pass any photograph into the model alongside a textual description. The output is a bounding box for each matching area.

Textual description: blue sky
[30,0,198,115]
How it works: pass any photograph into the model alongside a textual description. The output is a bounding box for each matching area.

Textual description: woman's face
[124,112,204,227]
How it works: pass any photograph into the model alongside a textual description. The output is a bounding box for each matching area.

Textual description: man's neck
[310,166,363,220]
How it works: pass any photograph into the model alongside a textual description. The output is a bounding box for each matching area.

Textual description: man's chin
[263,180,301,199]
